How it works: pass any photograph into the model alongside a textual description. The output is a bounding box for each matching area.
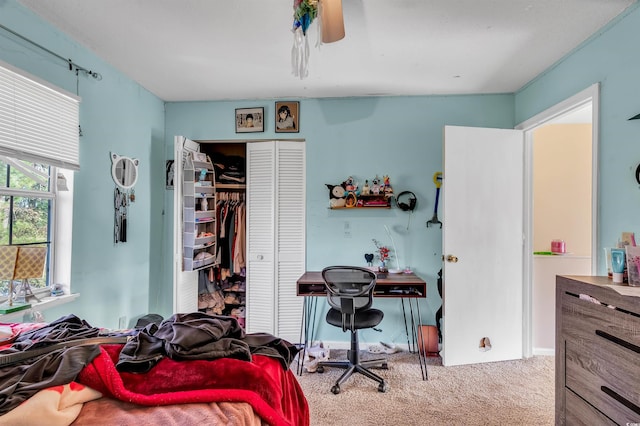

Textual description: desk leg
[402,297,428,381]
[401,299,413,353]
[297,296,319,376]
[412,298,428,380]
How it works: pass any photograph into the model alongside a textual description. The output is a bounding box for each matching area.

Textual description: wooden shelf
[216,183,246,189]
[331,195,392,209]
[329,205,391,210]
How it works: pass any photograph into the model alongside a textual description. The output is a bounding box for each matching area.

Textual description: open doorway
[517,84,599,357]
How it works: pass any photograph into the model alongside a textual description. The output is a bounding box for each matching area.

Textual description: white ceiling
[17,0,636,102]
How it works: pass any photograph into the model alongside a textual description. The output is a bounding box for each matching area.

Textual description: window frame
[0,61,78,307]
[0,163,72,302]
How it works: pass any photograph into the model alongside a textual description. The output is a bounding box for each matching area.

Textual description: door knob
[446,255,458,263]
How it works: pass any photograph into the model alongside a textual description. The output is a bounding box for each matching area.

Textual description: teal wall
[515,3,640,274]
[0,1,165,328]
[164,96,514,344]
[3,0,640,343]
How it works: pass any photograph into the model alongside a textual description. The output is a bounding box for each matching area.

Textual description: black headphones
[396,191,417,212]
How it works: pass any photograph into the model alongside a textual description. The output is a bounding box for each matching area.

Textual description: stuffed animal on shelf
[326,183,346,208]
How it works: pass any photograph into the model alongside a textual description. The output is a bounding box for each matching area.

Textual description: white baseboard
[314,340,412,352]
[532,347,554,356]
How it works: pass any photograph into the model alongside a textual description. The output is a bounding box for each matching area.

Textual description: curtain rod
[0,23,102,80]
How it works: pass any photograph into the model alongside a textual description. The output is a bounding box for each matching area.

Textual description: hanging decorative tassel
[289,0,344,77]
[291,0,318,79]
[315,0,324,49]
[291,26,309,79]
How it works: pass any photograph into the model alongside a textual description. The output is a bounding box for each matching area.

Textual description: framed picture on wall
[235,107,264,133]
[275,101,299,133]
[166,160,175,189]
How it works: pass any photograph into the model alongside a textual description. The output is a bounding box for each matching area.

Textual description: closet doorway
[172,137,306,344]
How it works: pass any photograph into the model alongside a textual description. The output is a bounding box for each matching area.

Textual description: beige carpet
[294,351,554,426]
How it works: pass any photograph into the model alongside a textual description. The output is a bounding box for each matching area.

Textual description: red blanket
[77,345,309,426]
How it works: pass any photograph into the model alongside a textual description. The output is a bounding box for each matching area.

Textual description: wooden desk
[297,271,426,298]
[296,271,429,380]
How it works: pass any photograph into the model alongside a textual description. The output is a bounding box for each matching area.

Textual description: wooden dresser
[556,275,640,425]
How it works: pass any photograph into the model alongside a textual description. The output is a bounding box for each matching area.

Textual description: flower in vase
[372,239,391,264]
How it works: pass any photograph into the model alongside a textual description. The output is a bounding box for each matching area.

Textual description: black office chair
[316,266,388,394]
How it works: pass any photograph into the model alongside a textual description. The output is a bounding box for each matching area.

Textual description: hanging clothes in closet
[197,191,246,320]
[215,192,246,276]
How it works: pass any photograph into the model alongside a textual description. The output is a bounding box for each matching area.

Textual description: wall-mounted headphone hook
[395,190,417,212]
[395,190,417,230]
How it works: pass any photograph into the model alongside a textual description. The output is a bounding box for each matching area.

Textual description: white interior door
[441,125,524,366]
[173,135,199,313]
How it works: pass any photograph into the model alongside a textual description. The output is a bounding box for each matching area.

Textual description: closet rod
[0,23,102,80]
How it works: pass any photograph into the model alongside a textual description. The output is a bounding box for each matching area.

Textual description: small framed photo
[275,101,299,133]
[235,107,264,133]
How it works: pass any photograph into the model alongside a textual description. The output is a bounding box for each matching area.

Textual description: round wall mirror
[111,152,139,189]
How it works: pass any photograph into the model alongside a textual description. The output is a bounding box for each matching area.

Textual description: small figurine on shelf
[371,176,381,195]
[344,176,360,196]
[362,180,370,195]
[383,175,393,197]
[345,176,355,192]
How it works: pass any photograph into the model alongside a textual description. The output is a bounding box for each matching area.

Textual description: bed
[0,313,309,426]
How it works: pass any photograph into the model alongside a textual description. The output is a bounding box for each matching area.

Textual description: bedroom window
[0,157,55,298]
[0,60,80,304]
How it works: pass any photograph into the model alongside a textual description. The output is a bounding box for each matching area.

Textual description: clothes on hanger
[215,192,245,274]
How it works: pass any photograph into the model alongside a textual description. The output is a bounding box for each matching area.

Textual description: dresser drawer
[561,292,640,346]
[566,339,640,424]
[565,388,616,426]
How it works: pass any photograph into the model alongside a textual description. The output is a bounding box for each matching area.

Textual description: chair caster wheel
[381,362,388,369]
[331,385,340,394]
[378,382,388,393]
[317,366,324,373]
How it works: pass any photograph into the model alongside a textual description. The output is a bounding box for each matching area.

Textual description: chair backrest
[321,266,377,320]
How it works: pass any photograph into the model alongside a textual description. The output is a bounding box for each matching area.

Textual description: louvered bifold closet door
[246,142,277,334]
[245,141,306,342]
[275,141,306,344]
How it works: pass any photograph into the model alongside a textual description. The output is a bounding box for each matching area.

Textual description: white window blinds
[0,60,80,170]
